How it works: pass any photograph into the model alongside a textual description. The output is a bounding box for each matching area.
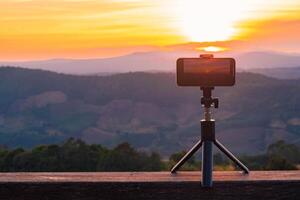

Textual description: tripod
[171,87,249,187]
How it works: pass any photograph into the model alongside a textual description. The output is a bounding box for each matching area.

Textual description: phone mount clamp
[171,87,249,187]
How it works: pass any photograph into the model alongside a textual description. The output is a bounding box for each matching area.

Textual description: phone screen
[183,59,231,75]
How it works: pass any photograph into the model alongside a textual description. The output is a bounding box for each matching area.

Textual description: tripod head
[200,87,219,109]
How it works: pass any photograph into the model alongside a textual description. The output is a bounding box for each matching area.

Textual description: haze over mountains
[1,50,300,155]
[1,51,300,77]
[0,67,299,156]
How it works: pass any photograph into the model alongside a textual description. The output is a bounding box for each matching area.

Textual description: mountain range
[1,51,300,77]
[0,67,299,156]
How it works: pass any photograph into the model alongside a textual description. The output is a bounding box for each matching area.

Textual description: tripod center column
[204,107,211,121]
[201,117,215,187]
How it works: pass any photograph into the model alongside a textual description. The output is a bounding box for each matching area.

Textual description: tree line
[0,138,299,172]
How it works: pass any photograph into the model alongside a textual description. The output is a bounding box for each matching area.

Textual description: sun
[196,46,228,52]
[175,0,249,42]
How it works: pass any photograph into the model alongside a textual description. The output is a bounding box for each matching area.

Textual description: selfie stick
[171,55,249,187]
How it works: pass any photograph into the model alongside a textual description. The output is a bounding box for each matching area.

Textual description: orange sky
[1,0,300,61]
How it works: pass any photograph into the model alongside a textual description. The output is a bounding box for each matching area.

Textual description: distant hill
[247,67,300,79]
[0,51,189,74]
[1,51,300,75]
[237,52,300,69]
[0,67,299,156]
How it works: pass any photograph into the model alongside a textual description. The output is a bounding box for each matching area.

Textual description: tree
[97,142,163,171]
[265,155,297,170]
[168,151,200,171]
[267,140,300,164]
[214,152,229,166]
[169,151,196,165]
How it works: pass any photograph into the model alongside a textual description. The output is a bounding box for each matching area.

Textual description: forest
[0,138,299,172]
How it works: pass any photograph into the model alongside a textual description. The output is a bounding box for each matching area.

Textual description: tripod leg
[171,140,203,173]
[214,139,250,174]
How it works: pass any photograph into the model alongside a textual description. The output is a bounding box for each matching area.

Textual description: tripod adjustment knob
[213,98,219,108]
[200,97,205,105]
[201,97,219,108]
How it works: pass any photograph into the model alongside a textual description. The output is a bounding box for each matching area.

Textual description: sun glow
[197,46,228,52]
[1,0,300,60]
[175,0,252,42]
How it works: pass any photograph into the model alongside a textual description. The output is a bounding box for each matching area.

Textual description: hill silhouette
[2,51,300,75]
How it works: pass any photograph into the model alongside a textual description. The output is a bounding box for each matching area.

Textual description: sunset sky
[1,0,300,61]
